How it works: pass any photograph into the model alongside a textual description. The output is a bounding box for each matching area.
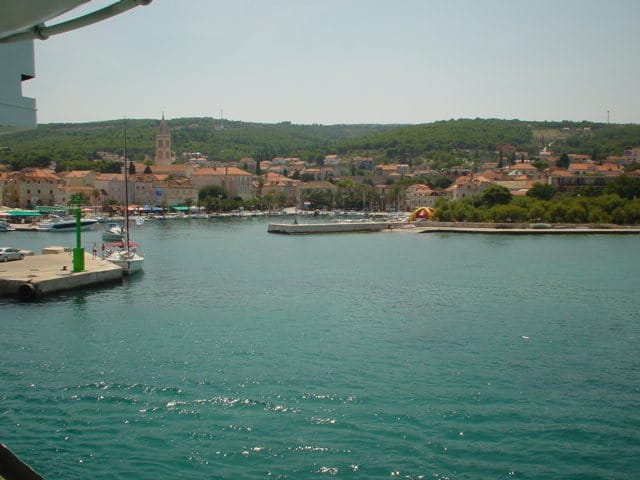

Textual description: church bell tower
[155,114,172,167]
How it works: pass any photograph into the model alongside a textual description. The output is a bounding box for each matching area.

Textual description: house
[189,166,254,200]
[495,180,535,196]
[94,173,156,206]
[497,144,517,154]
[567,163,594,176]
[324,154,341,166]
[405,184,439,209]
[303,168,321,180]
[153,177,198,207]
[505,162,540,177]
[373,164,402,176]
[94,173,122,204]
[146,163,194,178]
[445,174,493,200]
[299,180,338,208]
[3,168,66,208]
[59,170,97,188]
[547,168,580,189]
[595,163,622,176]
[356,157,374,170]
[539,146,553,163]
[261,172,301,206]
[624,147,640,163]
[568,154,592,164]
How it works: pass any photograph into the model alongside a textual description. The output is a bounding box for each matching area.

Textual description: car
[0,247,24,262]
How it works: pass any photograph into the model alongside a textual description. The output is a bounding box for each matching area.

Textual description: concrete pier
[268,221,392,234]
[0,248,123,300]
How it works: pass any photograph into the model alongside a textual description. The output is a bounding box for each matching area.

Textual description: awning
[7,210,42,217]
[105,241,139,248]
[170,206,189,211]
[36,206,65,213]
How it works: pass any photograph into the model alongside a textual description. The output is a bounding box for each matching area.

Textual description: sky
[22,0,640,125]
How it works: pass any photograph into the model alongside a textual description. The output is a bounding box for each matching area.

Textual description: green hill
[1,118,638,172]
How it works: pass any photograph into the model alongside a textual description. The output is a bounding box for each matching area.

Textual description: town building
[3,168,65,208]
[405,184,440,209]
[189,166,254,200]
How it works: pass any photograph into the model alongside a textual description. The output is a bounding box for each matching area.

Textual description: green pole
[72,206,85,272]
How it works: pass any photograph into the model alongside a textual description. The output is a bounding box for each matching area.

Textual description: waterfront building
[405,183,440,210]
[261,172,301,206]
[3,168,65,208]
[445,174,493,200]
[58,170,97,188]
[152,176,198,207]
[190,166,255,201]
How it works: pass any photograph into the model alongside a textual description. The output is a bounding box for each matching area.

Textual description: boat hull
[267,221,392,234]
[38,219,99,232]
[105,251,144,275]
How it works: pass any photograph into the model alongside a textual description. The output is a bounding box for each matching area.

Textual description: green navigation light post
[70,194,85,272]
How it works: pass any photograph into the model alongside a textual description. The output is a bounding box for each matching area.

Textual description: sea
[1,218,639,480]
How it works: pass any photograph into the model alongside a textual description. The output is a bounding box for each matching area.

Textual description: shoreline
[410,221,640,234]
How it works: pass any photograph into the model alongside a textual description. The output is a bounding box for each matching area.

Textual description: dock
[0,247,123,300]
[267,221,392,234]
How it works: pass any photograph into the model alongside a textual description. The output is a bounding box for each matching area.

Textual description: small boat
[0,220,15,232]
[37,215,99,232]
[102,221,125,241]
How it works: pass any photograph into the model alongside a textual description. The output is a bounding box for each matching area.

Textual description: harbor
[0,247,122,300]
[2,219,639,479]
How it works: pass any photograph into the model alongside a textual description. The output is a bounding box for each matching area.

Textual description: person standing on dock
[101,243,105,259]
[92,243,98,259]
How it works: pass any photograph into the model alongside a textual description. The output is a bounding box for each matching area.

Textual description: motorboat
[102,221,125,241]
[0,220,15,232]
[37,215,99,231]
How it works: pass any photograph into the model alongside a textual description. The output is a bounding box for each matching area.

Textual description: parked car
[0,247,24,262]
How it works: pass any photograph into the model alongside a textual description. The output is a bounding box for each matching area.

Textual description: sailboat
[105,121,144,274]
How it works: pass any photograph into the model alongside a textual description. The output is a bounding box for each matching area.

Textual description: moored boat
[37,215,99,232]
[104,120,144,275]
[102,221,125,241]
[104,241,144,274]
[0,220,16,232]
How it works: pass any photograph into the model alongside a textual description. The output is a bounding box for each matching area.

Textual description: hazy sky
[22,0,640,125]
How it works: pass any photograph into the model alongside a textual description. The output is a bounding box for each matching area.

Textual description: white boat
[102,221,125,241]
[0,220,16,232]
[104,241,144,274]
[105,121,144,275]
[38,215,99,231]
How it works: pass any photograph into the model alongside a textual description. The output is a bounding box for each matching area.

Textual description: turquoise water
[1,220,639,479]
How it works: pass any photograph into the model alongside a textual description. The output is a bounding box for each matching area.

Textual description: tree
[198,185,227,202]
[69,192,89,206]
[606,175,640,200]
[526,182,557,201]
[557,153,570,169]
[144,164,153,174]
[128,160,136,175]
[481,184,512,207]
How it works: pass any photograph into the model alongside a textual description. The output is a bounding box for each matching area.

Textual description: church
[154,113,175,167]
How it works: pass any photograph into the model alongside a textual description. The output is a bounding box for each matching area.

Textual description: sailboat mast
[123,120,130,252]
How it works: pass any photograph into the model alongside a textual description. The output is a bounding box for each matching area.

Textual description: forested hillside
[1,117,638,173]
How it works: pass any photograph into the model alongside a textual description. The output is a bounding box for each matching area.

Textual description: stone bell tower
[154,113,172,167]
